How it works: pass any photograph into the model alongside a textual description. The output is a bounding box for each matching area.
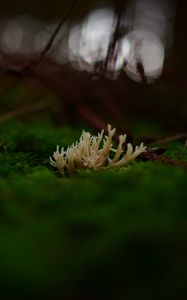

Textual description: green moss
[0,120,187,299]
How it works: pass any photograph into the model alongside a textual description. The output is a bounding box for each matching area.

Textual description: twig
[104,0,124,73]
[149,133,187,146]
[178,138,187,160]
[142,149,187,170]
[136,61,147,84]
[37,0,77,67]
[77,105,107,132]
[0,100,51,122]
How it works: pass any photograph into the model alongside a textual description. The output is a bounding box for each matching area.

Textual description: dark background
[0,1,187,132]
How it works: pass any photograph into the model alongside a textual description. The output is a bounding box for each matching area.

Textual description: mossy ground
[0,120,187,299]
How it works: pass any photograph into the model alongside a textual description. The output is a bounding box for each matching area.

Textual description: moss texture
[0,120,187,299]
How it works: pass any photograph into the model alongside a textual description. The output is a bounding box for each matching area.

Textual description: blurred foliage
[0,120,187,299]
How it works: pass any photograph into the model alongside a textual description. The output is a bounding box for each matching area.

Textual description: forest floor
[0,119,187,299]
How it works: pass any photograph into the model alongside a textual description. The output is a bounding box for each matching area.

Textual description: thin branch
[142,149,187,170]
[149,133,187,146]
[178,138,187,160]
[104,0,125,73]
[136,61,147,84]
[37,0,77,66]
[0,101,51,123]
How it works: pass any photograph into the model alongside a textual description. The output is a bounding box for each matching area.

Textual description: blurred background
[0,1,187,299]
[0,0,186,137]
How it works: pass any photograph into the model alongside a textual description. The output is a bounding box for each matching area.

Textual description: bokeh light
[123,30,165,82]
[0,1,175,82]
[0,19,23,54]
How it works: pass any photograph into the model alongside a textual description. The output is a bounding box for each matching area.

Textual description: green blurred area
[0,121,186,299]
